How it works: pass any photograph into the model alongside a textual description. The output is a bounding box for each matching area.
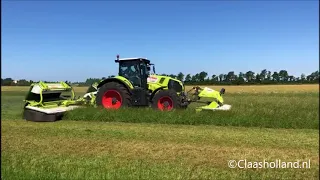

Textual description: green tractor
[91,55,189,110]
[23,55,231,122]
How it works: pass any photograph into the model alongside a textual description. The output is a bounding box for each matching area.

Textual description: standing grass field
[1,84,319,179]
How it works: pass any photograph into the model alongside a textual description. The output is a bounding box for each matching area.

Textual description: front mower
[185,86,232,112]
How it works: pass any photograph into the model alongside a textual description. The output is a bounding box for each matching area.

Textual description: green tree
[314,71,319,80]
[234,72,244,84]
[218,74,224,82]
[279,70,288,81]
[272,72,279,82]
[301,73,306,81]
[288,76,295,82]
[260,69,267,81]
[255,73,261,83]
[185,74,191,82]
[85,78,101,86]
[223,74,227,82]
[226,71,235,82]
[309,71,319,81]
[169,74,177,79]
[267,71,272,80]
[17,79,30,86]
[191,74,199,82]
[2,78,14,86]
[199,71,208,81]
[211,74,217,82]
[245,71,255,82]
[177,72,184,81]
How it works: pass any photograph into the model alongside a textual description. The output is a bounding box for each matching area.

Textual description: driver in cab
[122,65,141,87]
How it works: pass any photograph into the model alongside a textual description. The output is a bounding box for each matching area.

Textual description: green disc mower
[23,81,86,122]
[23,55,231,122]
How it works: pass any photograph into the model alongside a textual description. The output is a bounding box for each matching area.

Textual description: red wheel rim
[102,90,122,109]
[157,96,173,110]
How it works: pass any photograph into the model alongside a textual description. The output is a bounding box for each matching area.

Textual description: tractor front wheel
[96,82,131,109]
[151,90,180,111]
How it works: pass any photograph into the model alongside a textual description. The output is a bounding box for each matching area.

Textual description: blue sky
[2,1,319,82]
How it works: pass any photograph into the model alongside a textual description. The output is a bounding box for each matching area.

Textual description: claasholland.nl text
[236,159,311,169]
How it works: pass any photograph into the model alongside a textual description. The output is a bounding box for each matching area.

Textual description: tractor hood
[147,74,185,92]
[147,74,180,83]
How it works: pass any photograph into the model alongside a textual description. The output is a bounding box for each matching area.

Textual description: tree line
[172,69,319,85]
[2,69,319,86]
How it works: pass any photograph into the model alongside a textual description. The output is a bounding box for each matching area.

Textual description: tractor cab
[115,55,153,90]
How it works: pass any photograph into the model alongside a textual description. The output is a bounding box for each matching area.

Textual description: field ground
[1,84,319,179]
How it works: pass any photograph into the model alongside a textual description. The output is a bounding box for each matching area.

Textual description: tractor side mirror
[220,88,226,95]
[153,66,156,74]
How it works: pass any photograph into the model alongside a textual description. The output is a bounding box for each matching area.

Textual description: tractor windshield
[119,60,146,87]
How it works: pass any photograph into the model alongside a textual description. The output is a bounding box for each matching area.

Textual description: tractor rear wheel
[96,82,132,109]
[151,90,180,111]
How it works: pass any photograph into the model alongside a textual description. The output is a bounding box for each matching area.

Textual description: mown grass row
[2,120,319,180]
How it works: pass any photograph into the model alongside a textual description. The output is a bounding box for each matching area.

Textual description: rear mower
[23,55,231,122]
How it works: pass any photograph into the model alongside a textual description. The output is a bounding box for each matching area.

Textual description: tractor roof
[115,57,151,64]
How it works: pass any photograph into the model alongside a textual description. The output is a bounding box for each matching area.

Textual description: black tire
[151,89,181,111]
[96,82,132,109]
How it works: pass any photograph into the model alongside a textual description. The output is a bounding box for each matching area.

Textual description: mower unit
[186,86,232,112]
[23,81,86,122]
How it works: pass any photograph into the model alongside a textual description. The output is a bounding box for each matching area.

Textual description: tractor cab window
[119,61,142,87]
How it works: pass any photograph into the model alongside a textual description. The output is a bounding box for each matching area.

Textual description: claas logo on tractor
[147,76,158,83]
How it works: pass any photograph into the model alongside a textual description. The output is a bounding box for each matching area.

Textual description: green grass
[1,89,319,179]
[63,91,319,129]
[2,91,318,129]
[1,91,26,120]
[1,120,319,180]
